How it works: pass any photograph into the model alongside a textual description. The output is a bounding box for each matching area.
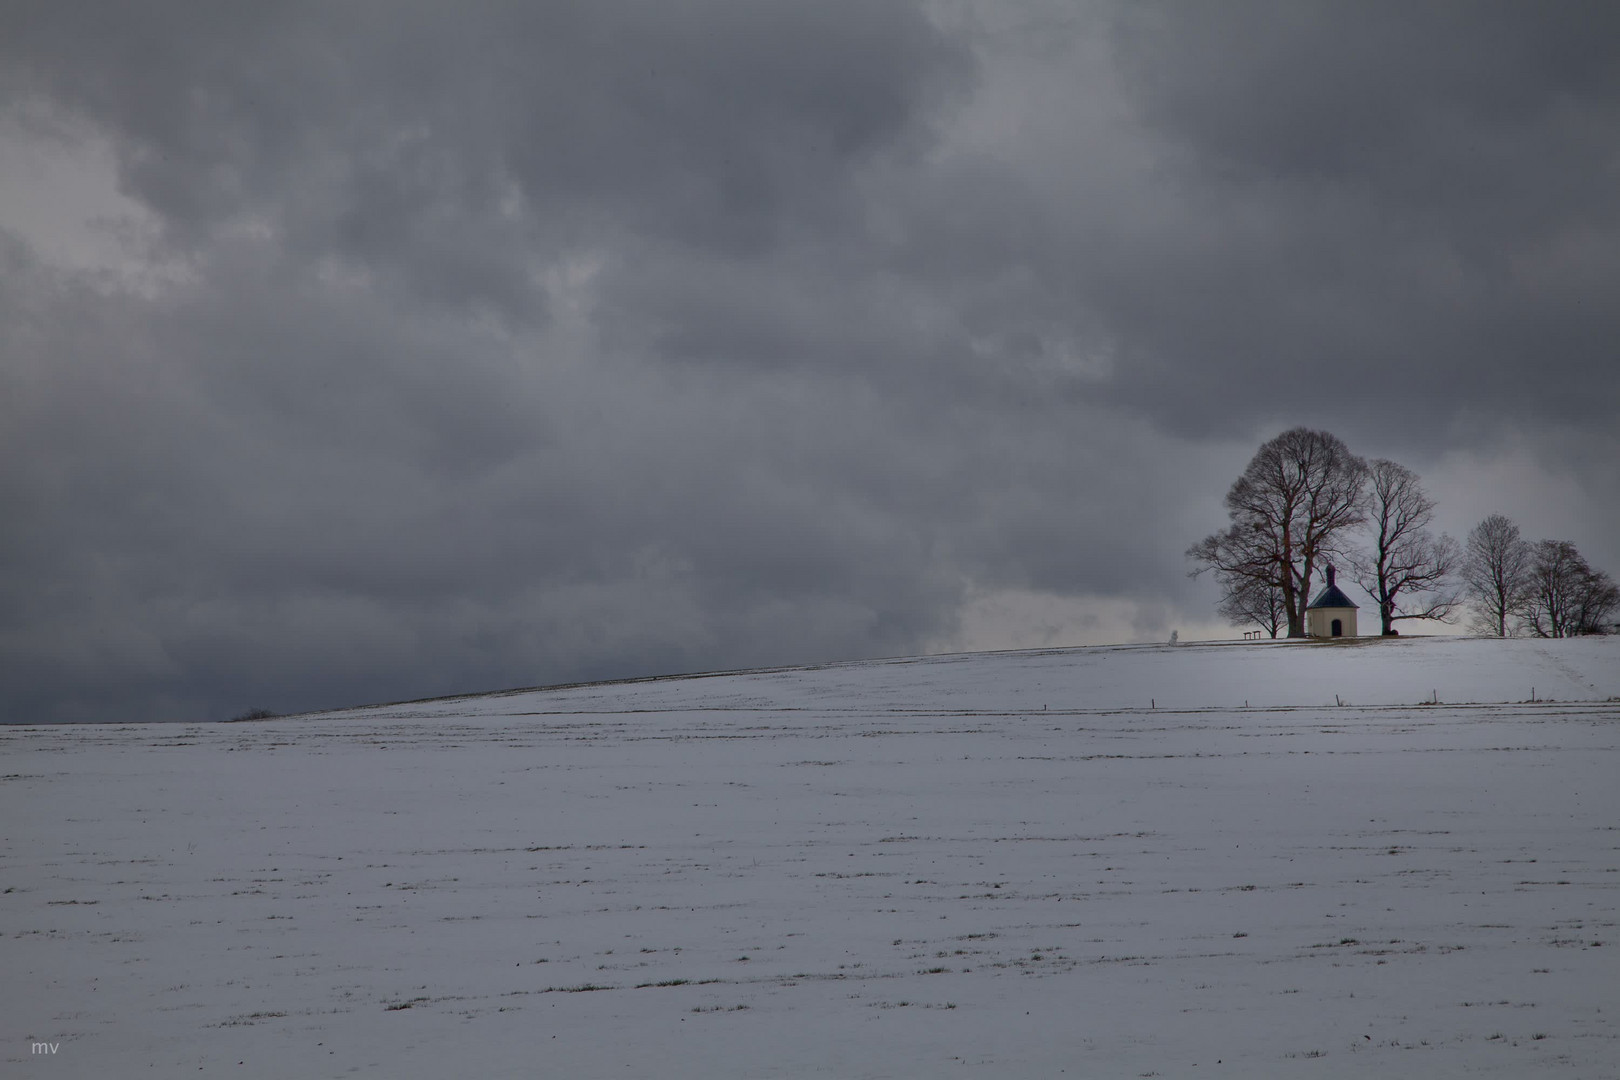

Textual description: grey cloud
[4,0,970,318]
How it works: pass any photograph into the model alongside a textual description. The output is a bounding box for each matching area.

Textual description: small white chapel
[1305,564,1359,638]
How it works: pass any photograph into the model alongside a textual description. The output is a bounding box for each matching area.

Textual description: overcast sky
[4,1,1618,723]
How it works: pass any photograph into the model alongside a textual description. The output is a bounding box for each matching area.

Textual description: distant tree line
[1188,428,1618,639]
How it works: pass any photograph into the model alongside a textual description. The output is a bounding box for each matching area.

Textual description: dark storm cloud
[0,244,968,720]
[3,2,1617,723]
[1097,0,1620,436]
[3,0,968,314]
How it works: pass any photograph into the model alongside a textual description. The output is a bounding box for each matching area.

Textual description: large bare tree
[1524,540,1620,637]
[1188,428,1369,638]
[1461,513,1532,636]
[1349,459,1460,635]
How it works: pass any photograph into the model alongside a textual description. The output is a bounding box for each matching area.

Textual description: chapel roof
[1307,583,1358,609]
[1306,564,1359,610]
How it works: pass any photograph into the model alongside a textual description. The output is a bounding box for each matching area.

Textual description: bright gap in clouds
[938,585,1234,653]
[0,121,153,275]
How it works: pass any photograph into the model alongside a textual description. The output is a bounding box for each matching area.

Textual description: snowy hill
[331,634,1620,719]
[4,635,1618,1078]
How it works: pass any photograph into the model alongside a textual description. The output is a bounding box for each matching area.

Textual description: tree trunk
[1285,547,1307,637]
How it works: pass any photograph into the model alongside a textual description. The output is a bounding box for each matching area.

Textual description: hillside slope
[4,635,1618,1078]
[332,634,1620,721]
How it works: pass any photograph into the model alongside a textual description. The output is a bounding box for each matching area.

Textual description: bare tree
[1572,566,1620,634]
[1461,513,1532,637]
[1524,540,1582,638]
[1215,570,1286,638]
[1522,540,1619,637]
[1188,428,1369,637]
[1349,459,1460,635]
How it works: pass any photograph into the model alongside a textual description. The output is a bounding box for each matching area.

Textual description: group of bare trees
[1186,428,1368,638]
[1462,514,1620,638]
[1189,428,1617,639]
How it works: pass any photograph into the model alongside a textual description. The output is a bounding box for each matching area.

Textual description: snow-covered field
[4,636,1618,1078]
